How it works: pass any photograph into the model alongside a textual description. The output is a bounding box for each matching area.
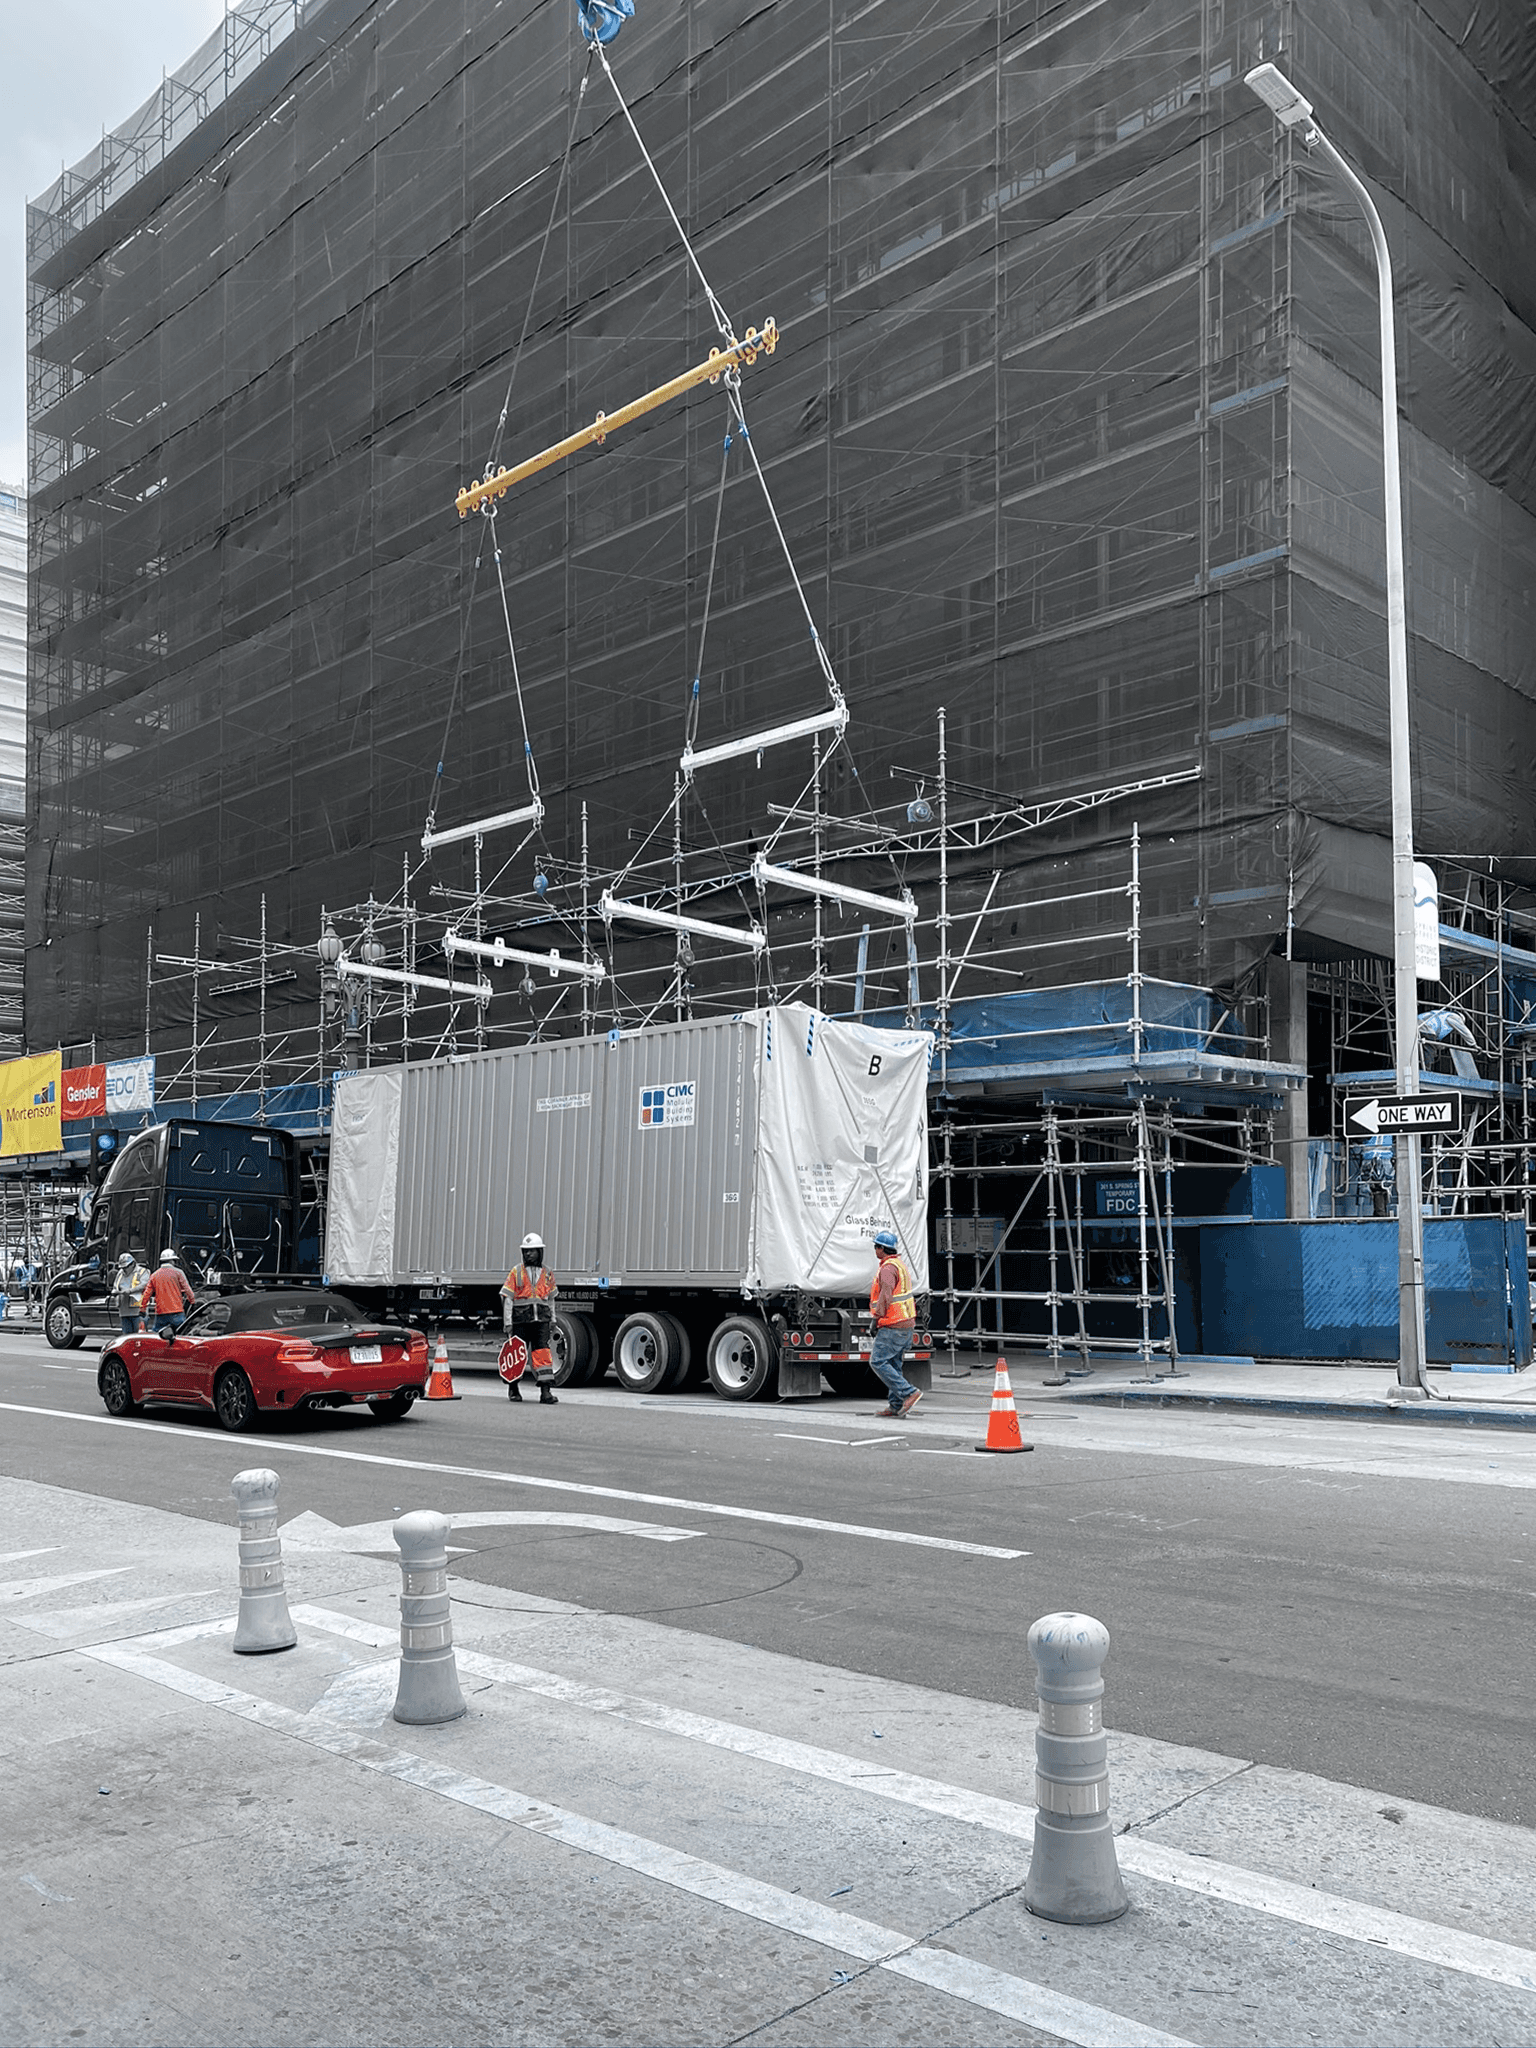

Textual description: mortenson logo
[34,1081,54,1105]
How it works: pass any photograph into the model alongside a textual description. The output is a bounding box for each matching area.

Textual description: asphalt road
[3,1330,1532,1827]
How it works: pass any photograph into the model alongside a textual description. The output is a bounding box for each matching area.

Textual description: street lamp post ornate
[1244,63,1428,1398]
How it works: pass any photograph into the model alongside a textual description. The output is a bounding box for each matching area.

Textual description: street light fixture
[1244,61,1429,1399]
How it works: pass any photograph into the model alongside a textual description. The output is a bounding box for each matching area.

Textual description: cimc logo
[638,1080,696,1129]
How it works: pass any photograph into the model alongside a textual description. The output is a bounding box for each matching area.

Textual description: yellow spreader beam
[456,318,779,519]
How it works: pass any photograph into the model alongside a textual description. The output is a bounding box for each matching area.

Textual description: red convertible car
[96,1289,430,1432]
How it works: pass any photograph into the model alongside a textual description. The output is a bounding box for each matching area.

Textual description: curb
[1065,1387,1536,1432]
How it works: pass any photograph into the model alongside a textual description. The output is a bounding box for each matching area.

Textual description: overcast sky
[1,0,228,487]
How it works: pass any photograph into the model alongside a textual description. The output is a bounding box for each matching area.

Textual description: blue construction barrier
[1195,1216,1531,1369]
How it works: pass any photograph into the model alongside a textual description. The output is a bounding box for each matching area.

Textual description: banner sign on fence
[62,1064,106,1121]
[105,1056,155,1115]
[0,1051,63,1157]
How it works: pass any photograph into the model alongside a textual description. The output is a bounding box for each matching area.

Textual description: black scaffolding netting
[24,0,1536,1078]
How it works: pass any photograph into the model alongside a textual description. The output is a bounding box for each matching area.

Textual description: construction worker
[500,1231,559,1404]
[867,1226,921,1419]
[141,1247,196,1334]
[114,1250,151,1332]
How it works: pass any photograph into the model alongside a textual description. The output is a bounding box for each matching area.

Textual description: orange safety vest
[506,1264,556,1302]
[869,1252,915,1328]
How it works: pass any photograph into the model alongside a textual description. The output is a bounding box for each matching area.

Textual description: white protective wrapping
[748,1005,931,1296]
[325,1068,403,1284]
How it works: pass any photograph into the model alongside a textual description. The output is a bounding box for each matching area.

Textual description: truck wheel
[550,1308,598,1388]
[705,1315,775,1401]
[612,1311,683,1394]
[46,1299,84,1350]
[654,1312,693,1392]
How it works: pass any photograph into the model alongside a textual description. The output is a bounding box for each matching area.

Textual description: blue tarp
[866,981,1245,1073]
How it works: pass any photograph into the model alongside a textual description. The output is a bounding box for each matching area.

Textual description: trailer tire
[612,1310,683,1395]
[550,1308,599,1387]
[654,1311,692,1392]
[705,1315,775,1402]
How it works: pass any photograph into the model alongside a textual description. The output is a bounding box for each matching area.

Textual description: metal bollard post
[230,1468,298,1655]
[391,1511,466,1725]
[1024,1611,1128,1924]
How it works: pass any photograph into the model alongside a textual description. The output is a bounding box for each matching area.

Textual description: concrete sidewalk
[3,1472,1535,2047]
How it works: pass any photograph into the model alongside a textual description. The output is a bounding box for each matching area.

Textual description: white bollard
[1024,1611,1128,1924]
[230,1468,298,1655]
[391,1511,467,1725]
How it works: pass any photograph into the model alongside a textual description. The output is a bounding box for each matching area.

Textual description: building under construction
[24,0,1536,1362]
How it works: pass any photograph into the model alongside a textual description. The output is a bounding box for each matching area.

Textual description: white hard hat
[159,1246,178,1263]
[521,1231,544,1254]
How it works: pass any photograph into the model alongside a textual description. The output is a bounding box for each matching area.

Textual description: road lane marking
[84,1639,1190,2048]
[283,1509,703,1550]
[0,1404,1026,1559]
[286,1602,1536,1997]
[0,1548,58,1566]
[9,1588,225,1639]
[0,1566,132,1604]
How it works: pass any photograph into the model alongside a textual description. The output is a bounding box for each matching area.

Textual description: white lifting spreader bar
[680,704,847,779]
[337,956,493,1002]
[444,931,605,983]
[750,854,917,924]
[599,890,766,953]
[421,799,544,853]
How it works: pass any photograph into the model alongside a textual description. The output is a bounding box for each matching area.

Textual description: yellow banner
[0,1052,63,1158]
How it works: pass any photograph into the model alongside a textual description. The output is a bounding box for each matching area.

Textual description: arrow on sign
[1347,1096,1460,1134]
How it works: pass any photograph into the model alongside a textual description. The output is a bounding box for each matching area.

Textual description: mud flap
[776,1353,823,1400]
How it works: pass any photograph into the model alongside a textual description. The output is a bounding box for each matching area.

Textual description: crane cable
[422,45,596,851]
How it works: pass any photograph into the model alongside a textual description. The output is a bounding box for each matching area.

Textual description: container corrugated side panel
[392,1040,608,1284]
[596,1016,757,1284]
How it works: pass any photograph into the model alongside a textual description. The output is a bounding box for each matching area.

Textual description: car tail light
[409,1334,428,1364]
[276,1340,319,1365]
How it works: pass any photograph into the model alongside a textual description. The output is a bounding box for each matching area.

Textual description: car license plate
[350,1344,382,1364]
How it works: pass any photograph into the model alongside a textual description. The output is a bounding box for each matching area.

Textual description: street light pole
[1244,63,1428,1397]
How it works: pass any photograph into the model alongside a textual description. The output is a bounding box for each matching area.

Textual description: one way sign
[1348,1095,1462,1135]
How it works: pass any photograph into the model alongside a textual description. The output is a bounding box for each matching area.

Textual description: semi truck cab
[44,1119,314,1348]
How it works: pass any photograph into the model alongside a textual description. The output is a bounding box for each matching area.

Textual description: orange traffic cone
[423,1332,461,1401]
[976,1357,1033,1454]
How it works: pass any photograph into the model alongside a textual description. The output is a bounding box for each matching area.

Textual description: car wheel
[368,1391,416,1422]
[611,1310,683,1394]
[214,1366,259,1434]
[705,1315,775,1401]
[45,1300,84,1350]
[99,1356,141,1417]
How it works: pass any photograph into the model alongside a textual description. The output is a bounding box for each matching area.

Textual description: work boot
[507,1381,523,1403]
[539,1385,558,1405]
